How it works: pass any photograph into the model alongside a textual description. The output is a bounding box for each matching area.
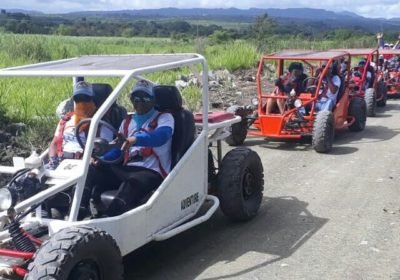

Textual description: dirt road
[125,100,400,280]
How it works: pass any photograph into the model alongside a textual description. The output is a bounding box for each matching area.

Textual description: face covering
[134,108,156,129]
[73,101,96,130]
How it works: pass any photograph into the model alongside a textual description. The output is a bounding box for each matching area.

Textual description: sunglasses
[73,94,92,103]
[131,96,153,103]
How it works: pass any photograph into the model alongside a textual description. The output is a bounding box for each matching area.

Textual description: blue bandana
[134,108,156,129]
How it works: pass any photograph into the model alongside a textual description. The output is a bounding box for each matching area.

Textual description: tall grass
[0,34,258,122]
[208,41,259,71]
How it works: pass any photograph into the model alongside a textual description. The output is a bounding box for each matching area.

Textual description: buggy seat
[153,85,195,168]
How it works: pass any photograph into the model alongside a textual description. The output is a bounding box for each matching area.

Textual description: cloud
[1,0,399,18]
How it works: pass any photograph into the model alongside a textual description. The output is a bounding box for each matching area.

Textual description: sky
[1,0,399,19]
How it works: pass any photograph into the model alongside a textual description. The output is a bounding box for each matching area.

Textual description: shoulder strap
[123,114,133,137]
[122,114,133,165]
[56,112,73,157]
[147,112,168,178]
[152,151,168,178]
[147,112,165,131]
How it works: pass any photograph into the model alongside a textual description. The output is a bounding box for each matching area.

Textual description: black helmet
[288,62,304,72]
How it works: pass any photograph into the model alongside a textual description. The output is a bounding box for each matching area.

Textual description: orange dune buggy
[226,50,367,153]
[379,49,400,98]
[331,48,387,115]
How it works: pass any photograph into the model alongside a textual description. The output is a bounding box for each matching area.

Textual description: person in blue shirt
[83,80,174,217]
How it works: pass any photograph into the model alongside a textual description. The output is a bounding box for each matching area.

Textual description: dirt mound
[175,68,258,110]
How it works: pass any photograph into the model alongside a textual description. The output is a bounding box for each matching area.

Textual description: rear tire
[217,147,264,221]
[348,97,367,132]
[376,81,388,107]
[225,105,248,146]
[312,110,335,153]
[26,226,123,280]
[365,88,376,117]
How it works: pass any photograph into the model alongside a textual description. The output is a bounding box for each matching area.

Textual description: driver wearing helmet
[266,62,307,114]
[47,81,113,169]
[83,80,174,217]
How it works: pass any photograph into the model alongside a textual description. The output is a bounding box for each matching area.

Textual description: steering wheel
[302,77,320,95]
[75,119,125,165]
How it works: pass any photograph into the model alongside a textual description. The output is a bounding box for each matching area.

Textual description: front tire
[365,88,376,117]
[348,97,367,132]
[26,226,123,280]
[217,147,264,221]
[312,110,335,153]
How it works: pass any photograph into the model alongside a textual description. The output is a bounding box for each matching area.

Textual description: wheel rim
[69,260,100,280]
[242,168,255,200]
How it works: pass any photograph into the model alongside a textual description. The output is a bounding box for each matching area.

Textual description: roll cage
[0,54,211,223]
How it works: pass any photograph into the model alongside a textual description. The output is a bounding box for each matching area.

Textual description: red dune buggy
[226,50,367,153]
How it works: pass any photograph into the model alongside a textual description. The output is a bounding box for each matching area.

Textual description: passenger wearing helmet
[47,81,113,169]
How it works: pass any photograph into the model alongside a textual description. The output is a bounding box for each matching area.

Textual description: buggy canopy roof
[379,49,400,55]
[264,50,348,60]
[0,54,203,77]
[329,48,378,56]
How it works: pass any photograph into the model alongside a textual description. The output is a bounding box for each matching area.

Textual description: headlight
[251,97,259,106]
[294,99,303,108]
[0,188,13,211]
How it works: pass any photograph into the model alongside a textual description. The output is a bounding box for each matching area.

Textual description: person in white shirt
[85,80,174,216]
[47,81,112,169]
[316,62,341,112]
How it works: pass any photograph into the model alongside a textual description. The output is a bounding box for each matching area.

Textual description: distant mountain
[2,7,400,33]
[61,7,400,32]
[264,8,362,20]
[66,7,364,21]
[0,8,43,15]
[337,11,363,18]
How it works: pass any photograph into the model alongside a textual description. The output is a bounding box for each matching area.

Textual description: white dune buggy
[0,54,264,279]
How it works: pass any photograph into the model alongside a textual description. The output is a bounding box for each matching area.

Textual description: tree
[250,13,276,42]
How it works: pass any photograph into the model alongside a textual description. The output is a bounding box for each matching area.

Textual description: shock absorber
[8,221,36,252]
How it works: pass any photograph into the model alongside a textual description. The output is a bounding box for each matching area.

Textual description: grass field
[0,33,376,148]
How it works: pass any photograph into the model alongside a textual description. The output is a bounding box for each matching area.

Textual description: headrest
[153,85,183,111]
[92,83,113,107]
